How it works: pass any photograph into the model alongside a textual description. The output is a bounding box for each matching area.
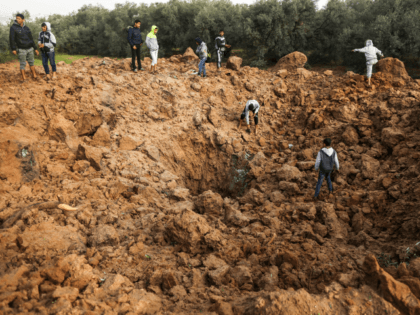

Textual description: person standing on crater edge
[9,14,40,81]
[38,22,57,80]
[127,20,144,73]
[195,37,207,78]
[215,30,231,70]
[352,40,384,86]
[145,25,159,74]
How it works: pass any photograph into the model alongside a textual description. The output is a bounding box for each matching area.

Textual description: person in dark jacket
[314,138,340,200]
[127,20,143,72]
[38,22,57,80]
[9,14,40,81]
[215,30,231,70]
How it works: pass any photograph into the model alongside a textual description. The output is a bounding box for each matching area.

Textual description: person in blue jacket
[127,20,144,72]
[9,14,40,81]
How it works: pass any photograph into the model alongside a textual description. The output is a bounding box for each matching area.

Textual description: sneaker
[140,68,145,71]
[203,75,207,78]
[197,72,201,76]
[133,68,138,73]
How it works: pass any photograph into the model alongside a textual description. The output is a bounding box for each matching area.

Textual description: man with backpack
[314,138,339,199]
[215,30,231,70]
[127,20,143,72]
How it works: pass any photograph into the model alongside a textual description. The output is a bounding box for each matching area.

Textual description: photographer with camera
[38,22,57,80]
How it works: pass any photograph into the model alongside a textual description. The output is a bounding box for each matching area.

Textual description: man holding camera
[38,22,57,80]
[9,14,39,81]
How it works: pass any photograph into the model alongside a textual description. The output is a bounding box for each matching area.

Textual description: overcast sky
[1,0,329,24]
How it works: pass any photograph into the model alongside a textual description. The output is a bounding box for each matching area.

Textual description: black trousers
[131,44,142,69]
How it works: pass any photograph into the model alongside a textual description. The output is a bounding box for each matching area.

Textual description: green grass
[0,52,96,66]
[37,53,92,66]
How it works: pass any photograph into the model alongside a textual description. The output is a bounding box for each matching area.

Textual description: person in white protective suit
[352,40,384,86]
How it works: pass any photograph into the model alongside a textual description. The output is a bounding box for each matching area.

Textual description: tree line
[1,0,419,75]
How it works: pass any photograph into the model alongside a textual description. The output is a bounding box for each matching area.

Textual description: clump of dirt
[1,51,420,314]
[270,51,308,72]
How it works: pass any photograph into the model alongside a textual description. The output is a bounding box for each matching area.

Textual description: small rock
[276,69,288,78]
[208,265,230,286]
[119,135,140,150]
[227,56,243,71]
[52,287,79,302]
[191,83,201,91]
[144,145,160,161]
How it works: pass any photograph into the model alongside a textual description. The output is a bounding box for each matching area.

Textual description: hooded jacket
[9,20,37,51]
[38,22,57,53]
[145,25,159,51]
[354,40,383,62]
[196,41,207,59]
[127,25,143,46]
[315,148,339,171]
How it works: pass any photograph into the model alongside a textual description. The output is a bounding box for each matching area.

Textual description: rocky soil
[1,50,420,315]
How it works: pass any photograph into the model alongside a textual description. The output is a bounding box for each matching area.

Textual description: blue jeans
[314,170,333,197]
[199,57,207,76]
[42,51,56,74]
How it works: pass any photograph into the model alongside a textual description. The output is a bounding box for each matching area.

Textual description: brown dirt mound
[182,47,199,62]
[377,57,410,80]
[227,56,243,71]
[271,51,307,72]
[0,51,420,314]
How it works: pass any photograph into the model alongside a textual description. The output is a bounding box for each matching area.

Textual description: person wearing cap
[38,22,57,80]
[237,99,261,135]
[195,37,207,78]
[9,14,40,81]
[145,25,159,74]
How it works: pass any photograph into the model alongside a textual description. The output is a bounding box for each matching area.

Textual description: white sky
[0,0,329,24]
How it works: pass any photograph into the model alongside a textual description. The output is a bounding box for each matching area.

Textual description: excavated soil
[1,52,420,315]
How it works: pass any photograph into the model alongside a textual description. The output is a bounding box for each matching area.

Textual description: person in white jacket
[145,25,159,74]
[352,40,384,86]
[238,100,261,135]
[38,22,57,79]
[314,138,339,199]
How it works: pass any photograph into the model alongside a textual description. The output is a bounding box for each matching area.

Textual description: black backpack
[319,150,336,172]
